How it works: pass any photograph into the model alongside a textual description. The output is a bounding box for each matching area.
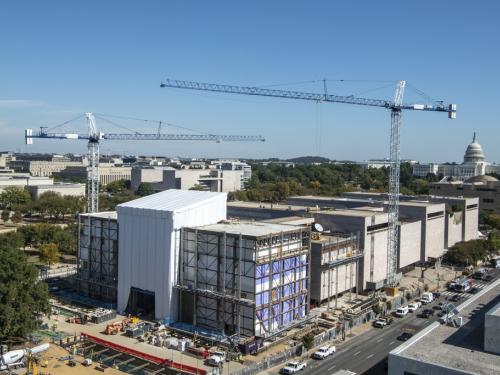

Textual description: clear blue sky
[1,1,499,162]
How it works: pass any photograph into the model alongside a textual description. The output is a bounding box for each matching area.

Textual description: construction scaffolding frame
[178,224,311,342]
[311,233,363,309]
[76,213,118,304]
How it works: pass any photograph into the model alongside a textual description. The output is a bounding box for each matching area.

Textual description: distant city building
[430,174,500,214]
[131,161,251,193]
[56,164,131,185]
[9,154,87,177]
[27,183,86,199]
[0,173,53,192]
[413,133,500,179]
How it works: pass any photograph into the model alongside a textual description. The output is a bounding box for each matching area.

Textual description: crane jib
[160,79,456,114]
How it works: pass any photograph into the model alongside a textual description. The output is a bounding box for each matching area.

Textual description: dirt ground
[32,343,126,375]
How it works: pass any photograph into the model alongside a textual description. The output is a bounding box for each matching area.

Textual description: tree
[372,303,382,316]
[1,210,10,223]
[136,182,155,197]
[0,187,31,210]
[106,179,128,195]
[11,211,23,224]
[0,233,50,339]
[39,243,60,266]
[302,333,315,350]
[424,284,429,292]
[17,225,38,249]
[386,300,392,311]
[189,184,206,191]
[405,292,412,302]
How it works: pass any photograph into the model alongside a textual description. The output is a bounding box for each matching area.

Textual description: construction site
[2,75,464,375]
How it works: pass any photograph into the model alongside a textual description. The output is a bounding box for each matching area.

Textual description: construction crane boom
[25,112,265,213]
[26,130,265,142]
[161,78,457,115]
[161,77,456,287]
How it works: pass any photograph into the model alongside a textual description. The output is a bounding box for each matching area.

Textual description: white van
[420,292,434,304]
[396,305,409,317]
[407,303,420,313]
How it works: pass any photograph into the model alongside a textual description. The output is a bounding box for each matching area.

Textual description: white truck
[312,345,336,359]
[0,343,49,371]
[407,302,420,313]
[419,292,434,304]
[395,305,409,317]
[281,360,307,374]
[206,351,226,366]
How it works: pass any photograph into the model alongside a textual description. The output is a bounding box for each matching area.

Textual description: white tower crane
[25,112,265,213]
[160,78,456,286]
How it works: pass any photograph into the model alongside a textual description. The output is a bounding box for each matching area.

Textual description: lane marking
[366,354,374,359]
[354,351,361,356]
[376,338,383,343]
[389,341,395,345]
[328,365,336,371]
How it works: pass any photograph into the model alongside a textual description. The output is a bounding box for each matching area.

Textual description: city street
[298,267,500,375]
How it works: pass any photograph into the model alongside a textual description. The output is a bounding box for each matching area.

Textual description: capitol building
[413,133,500,180]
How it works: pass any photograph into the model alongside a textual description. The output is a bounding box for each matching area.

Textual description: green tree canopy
[39,243,60,266]
[0,232,50,340]
[136,182,155,197]
[0,187,31,210]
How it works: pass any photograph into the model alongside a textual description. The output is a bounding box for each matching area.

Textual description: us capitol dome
[413,132,500,180]
[463,132,486,164]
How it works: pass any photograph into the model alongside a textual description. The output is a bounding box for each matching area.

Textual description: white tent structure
[117,189,227,321]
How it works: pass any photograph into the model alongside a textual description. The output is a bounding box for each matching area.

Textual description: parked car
[312,346,336,359]
[482,274,493,282]
[281,361,307,374]
[472,271,484,280]
[397,332,413,341]
[407,303,420,313]
[420,309,435,318]
[432,291,441,299]
[373,319,389,328]
[450,294,462,302]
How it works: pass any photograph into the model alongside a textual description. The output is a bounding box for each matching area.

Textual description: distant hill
[285,156,331,164]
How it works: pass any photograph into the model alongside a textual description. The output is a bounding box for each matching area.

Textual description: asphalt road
[301,266,500,375]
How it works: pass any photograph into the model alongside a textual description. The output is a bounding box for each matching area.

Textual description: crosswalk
[440,281,487,299]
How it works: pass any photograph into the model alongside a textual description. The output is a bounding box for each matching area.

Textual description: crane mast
[26,113,265,213]
[160,78,456,286]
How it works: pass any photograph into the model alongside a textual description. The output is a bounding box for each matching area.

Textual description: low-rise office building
[27,183,85,199]
[57,164,131,185]
[131,166,247,193]
[0,174,53,192]
[430,175,500,214]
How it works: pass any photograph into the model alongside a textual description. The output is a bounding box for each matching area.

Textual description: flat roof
[192,221,305,237]
[227,201,313,211]
[118,189,226,212]
[314,209,386,218]
[81,211,117,219]
[311,234,353,245]
[487,301,500,317]
[391,279,500,375]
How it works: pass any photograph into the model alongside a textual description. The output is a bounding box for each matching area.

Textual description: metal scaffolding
[76,213,118,304]
[178,224,311,342]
